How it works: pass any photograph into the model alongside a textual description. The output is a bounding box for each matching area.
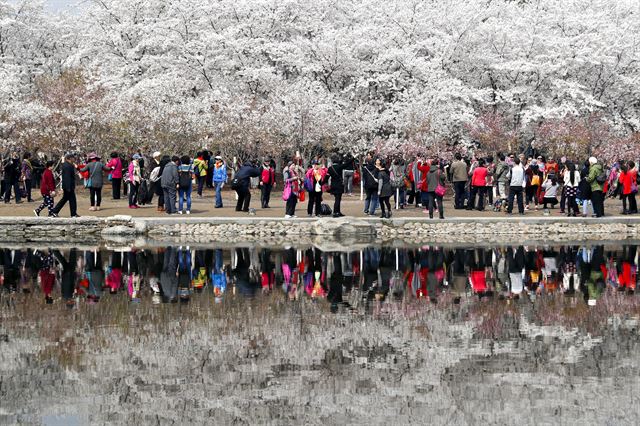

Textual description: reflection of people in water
[53,249,78,308]
[233,248,259,297]
[106,251,123,294]
[177,247,192,302]
[160,247,178,303]
[260,248,275,292]
[617,245,637,293]
[212,249,226,302]
[85,250,104,304]
[507,247,525,298]
[35,249,56,304]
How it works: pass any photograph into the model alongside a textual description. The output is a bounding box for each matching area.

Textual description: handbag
[531,174,541,186]
[282,181,292,201]
[435,171,446,197]
[299,190,306,202]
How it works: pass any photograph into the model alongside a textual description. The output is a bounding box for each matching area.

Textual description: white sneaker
[178,211,183,214]
[285,215,292,218]
[186,210,191,215]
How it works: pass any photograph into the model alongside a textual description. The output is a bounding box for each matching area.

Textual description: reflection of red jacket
[408,268,428,298]
[470,270,487,293]
[40,271,55,296]
[618,262,636,290]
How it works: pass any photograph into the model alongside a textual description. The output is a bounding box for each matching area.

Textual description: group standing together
[1,147,638,219]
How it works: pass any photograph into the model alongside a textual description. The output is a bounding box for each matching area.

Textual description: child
[542,176,559,210]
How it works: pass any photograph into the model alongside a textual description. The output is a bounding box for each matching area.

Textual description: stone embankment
[0,216,638,244]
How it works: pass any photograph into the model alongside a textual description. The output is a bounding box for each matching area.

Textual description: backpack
[138,180,149,205]
[150,166,161,182]
[179,170,192,189]
[320,203,332,216]
[595,171,607,185]
[230,177,240,190]
[304,176,314,192]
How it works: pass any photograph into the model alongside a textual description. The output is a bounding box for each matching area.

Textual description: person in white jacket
[563,162,581,217]
[506,158,526,214]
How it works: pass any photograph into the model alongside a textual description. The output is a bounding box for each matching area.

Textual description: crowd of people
[1,147,638,219]
[1,244,636,308]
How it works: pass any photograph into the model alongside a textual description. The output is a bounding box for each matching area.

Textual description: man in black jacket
[3,157,22,204]
[52,153,79,217]
[233,161,261,212]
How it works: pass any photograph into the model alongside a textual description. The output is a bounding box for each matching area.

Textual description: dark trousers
[423,191,444,218]
[468,185,486,210]
[25,179,33,201]
[197,175,206,196]
[261,183,273,208]
[591,190,605,217]
[128,182,139,206]
[163,187,177,213]
[379,196,391,216]
[542,197,558,209]
[567,196,579,216]
[235,188,251,211]
[54,190,77,216]
[560,186,566,211]
[111,177,122,199]
[333,193,342,215]
[89,187,102,207]
[3,180,20,203]
[285,194,298,216]
[453,181,466,208]
[507,186,524,214]
[307,191,322,216]
[629,193,638,213]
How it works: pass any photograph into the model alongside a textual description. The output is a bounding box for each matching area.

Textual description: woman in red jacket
[34,161,57,217]
[467,159,488,211]
[618,163,637,214]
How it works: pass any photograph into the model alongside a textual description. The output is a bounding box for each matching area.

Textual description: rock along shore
[0,215,638,245]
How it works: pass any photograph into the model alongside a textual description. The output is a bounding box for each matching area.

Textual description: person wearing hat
[52,153,80,217]
[148,151,162,209]
[586,156,605,217]
[259,158,276,208]
[80,152,110,211]
[212,155,227,208]
[127,153,142,209]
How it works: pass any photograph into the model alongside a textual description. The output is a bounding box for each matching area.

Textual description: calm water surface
[1,243,639,425]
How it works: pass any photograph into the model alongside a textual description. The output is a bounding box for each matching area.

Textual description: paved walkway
[0,185,629,219]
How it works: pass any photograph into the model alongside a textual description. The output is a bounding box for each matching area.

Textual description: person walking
[586,156,605,217]
[495,153,510,205]
[21,152,34,202]
[3,157,22,204]
[425,159,445,219]
[376,159,394,218]
[161,156,180,214]
[327,154,349,217]
[106,152,123,200]
[259,159,276,208]
[177,155,194,214]
[212,155,227,208]
[506,158,526,215]
[233,160,261,212]
[127,154,142,209]
[34,161,56,217]
[80,153,109,211]
[193,152,208,198]
[147,151,162,205]
[52,154,79,218]
[283,162,302,218]
[305,160,327,217]
[450,153,468,209]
